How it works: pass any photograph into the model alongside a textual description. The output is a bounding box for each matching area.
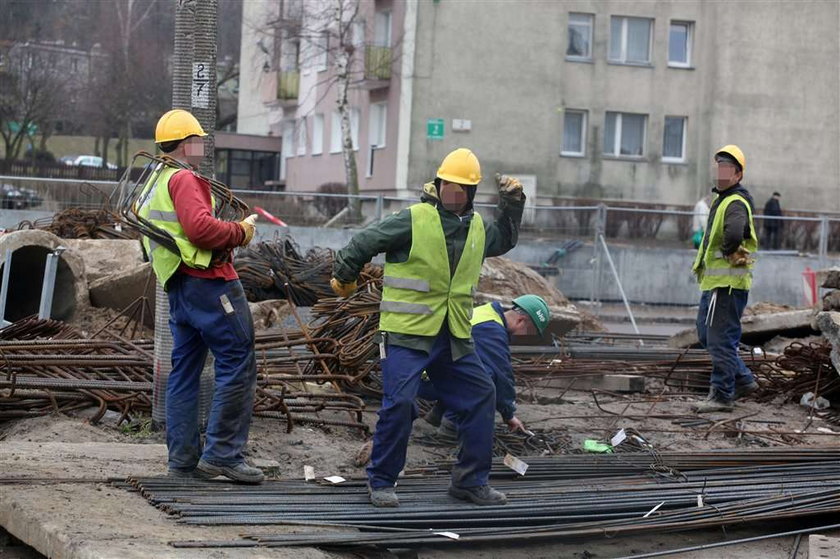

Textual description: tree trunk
[334,0,360,223]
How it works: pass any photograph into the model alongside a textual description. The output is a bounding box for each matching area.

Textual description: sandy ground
[2,378,840,559]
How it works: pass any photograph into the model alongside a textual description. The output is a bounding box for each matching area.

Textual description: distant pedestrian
[692,195,711,248]
[762,192,783,250]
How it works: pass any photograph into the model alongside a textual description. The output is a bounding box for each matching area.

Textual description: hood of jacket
[713,183,754,211]
[422,180,476,215]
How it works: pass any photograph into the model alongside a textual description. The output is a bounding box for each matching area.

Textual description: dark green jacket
[333,183,525,360]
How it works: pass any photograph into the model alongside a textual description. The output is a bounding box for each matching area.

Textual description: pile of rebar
[16,207,136,240]
[754,340,840,402]
[413,425,573,457]
[120,448,840,550]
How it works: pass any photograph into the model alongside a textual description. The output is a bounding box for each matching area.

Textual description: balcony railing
[365,45,391,81]
[278,70,299,101]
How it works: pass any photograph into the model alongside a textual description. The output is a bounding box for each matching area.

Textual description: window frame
[608,16,654,66]
[329,111,342,154]
[603,111,648,159]
[295,118,307,156]
[566,12,594,62]
[561,109,587,157]
[668,20,693,68]
[662,115,687,163]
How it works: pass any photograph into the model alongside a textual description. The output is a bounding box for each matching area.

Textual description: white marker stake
[304,465,315,481]
[433,532,460,540]
[324,475,346,484]
[643,501,665,518]
[503,454,529,476]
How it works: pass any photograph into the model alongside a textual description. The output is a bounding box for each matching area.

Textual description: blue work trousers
[367,329,496,490]
[166,274,257,471]
[696,287,755,401]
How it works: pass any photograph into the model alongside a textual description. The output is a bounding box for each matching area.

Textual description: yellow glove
[726,245,754,267]
[239,214,258,247]
[330,277,357,298]
[496,173,523,200]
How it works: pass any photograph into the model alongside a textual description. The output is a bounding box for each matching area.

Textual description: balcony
[278,70,300,102]
[360,44,391,89]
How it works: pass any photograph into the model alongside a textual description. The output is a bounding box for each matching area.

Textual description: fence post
[819,216,829,267]
[376,194,384,222]
[590,204,607,307]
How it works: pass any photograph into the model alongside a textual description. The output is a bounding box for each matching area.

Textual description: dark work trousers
[763,226,781,250]
[165,274,257,472]
[367,326,496,490]
[696,287,756,401]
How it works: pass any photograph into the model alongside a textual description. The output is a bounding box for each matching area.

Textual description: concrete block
[670,309,816,348]
[823,290,840,311]
[88,262,155,323]
[62,239,144,283]
[810,534,840,559]
[541,374,646,393]
[815,311,840,373]
[817,267,840,289]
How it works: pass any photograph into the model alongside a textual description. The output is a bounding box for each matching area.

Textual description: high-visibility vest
[137,166,214,289]
[691,193,758,291]
[379,203,485,339]
[471,302,503,327]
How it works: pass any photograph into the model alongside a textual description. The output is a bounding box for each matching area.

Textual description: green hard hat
[512,294,550,335]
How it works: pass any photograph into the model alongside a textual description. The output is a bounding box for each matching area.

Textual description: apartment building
[238,1,840,210]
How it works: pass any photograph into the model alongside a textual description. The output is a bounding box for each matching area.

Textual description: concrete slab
[669,309,817,348]
[0,442,332,559]
[817,267,840,289]
[810,534,840,559]
[88,263,155,324]
[61,240,144,284]
[815,311,840,372]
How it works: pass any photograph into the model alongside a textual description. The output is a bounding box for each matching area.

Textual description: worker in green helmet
[421,294,551,434]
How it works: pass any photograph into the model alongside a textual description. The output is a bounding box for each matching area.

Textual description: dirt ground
[3,373,840,558]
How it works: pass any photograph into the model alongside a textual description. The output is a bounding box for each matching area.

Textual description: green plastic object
[512,294,551,335]
[583,439,613,453]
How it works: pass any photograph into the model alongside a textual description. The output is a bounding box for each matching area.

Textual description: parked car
[0,183,42,209]
[61,155,118,170]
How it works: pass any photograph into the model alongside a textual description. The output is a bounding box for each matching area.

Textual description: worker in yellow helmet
[691,144,759,413]
[140,109,263,483]
[331,148,525,507]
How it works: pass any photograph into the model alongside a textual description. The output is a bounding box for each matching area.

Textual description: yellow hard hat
[436,148,482,185]
[715,144,745,173]
[155,109,207,143]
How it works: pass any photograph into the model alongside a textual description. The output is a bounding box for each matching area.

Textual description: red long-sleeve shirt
[169,169,244,280]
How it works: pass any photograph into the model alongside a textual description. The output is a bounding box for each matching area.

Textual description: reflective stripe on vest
[691,193,758,291]
[379,203,485,339]
[137,166,215,289]
[470,302,504,327]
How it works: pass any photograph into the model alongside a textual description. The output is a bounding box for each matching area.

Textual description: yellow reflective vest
[471,302,503,327]
[137,165,214,289]
[691,193,758,291]
[379,203,485,339]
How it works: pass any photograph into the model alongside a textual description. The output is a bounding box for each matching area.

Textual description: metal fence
[3,174,840,256]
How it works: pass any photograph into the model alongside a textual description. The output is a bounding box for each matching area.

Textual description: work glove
[239,214,258,247]
[496,173,523,200]
[726,245,754,267]
[330,277,358,298]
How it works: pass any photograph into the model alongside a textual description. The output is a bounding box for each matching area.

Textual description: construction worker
[691,144,759,413]
[140,109,263,483]
[421,295,551,435]
[331,148,525,507]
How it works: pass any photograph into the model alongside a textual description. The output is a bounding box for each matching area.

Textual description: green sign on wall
[426,118,445,140]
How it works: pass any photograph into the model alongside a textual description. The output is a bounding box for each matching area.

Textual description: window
[330,111,342,153]
[662,116,687,162]
[351,20,365,47]
[603,112,647,157]
[281,121,294,179]
[296,118,307,156]
[561,109,587,156]
[311,33,327,72]
[566,13,593,60]
[367,103,387,176]
[669,21,693,67]
[374,11,392,46]
[609,16,653,65]
[311,113,324,155]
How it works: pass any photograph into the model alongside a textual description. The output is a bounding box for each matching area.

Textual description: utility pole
[152,0,219,429]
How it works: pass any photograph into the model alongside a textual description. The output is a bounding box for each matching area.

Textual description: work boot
[424,401,445,427]
[368,485,399,508]
[196,459,265,484]
[167,468,210,480]
[734,381,759,400]
[448,484,508,506]
[436,418,458,439]
[692,397,734,413]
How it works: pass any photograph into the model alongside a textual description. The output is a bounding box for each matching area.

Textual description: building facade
[238,0,840,210]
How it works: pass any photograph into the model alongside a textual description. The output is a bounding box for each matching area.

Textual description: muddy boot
[692,397,734,413]
[196,459,265,484]
[734,381,759,400]
[368,485,399,508]
[424,401,445,427]
[448,484,507,506]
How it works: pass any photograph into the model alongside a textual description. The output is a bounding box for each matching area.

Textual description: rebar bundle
[754,341,840,402]
[120,448,840,550]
